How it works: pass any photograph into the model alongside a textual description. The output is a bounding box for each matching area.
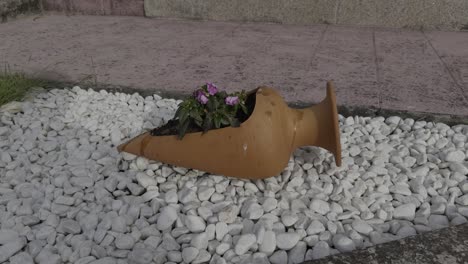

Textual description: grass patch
[0,69,45,106]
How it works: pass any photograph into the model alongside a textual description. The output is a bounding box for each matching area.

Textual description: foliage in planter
[151,83,253,139]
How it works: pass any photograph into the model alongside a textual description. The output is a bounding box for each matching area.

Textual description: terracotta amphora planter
[118,81,342,179]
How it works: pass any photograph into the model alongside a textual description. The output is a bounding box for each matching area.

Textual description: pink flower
[225,96,239,106]
[197,92,209,104]
[207,83,218,95]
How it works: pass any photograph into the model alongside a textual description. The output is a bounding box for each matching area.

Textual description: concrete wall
[41,0,144,16]
[36,0,468,31]
[144,0,468,31]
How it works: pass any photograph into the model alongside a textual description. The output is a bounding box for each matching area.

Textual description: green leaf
[213,98,220,110]
[214,115,221,128]
[177,119,190,139]
[203,115,213,133]
[174,107,183,118]
[240,103,248,114]
[229,117,241,127]
[217,91,228,98]
[194,119,203,127]
[190,111,203,122]
[221,118,230,125]
[207,99,215,112]
[179,109,189,124]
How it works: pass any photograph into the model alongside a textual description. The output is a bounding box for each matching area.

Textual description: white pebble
[184,215,206,232]
[182,247,199,263]
[235,234,256,255]
[310,199,330,215]
[332,234,356,253]
[259,231,276,254]
[311,241,330,260]
[0,238,25,263]
[241,202,264,220]
[351,220,373,235]
[216,222,229,241]
[306,220,325,235]
[445,150,466,162]
[394,204,416,221]
[157,206,178,230]
[276,233,300,250]
[269,250,288,264]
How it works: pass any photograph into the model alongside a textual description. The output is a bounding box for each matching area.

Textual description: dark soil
[150,90,257,136]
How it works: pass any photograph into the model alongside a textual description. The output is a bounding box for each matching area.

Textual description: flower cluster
[174,83,248,139]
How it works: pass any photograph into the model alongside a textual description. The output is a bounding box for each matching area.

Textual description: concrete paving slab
[226,23,328,102]
[374,28,468,115]
[308,25,380,108]
[1,14,468,119]
[424,31,468,98]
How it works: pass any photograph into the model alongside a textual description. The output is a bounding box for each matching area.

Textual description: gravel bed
[0,86,467,264]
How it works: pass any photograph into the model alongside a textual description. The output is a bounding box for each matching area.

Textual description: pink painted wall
[41,0,144,16]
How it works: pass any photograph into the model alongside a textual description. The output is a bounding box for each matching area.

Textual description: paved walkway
[1,14,468,118]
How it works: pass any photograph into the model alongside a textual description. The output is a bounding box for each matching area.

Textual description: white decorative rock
[216,222,229,241]
[115,234,135,250]
[428,215,449,229]
[136,173,157,189]
[269,250,288,264]
[288,241,307,264]
[192,249,211,264]
[394,204,416,221]
[332,234,356,253]
[0,230,19,244]
[310,199,330,215]
[445,150,466,162]
[306,220,325,235]
[0,238,25,263]
[191,233,208,250]
[198,186,215,201]
[241,202,264,220]
[157,206,178,230]
[235,234,256,255]
[281,211,299,227]
[456,194,468,206]
[110,128,122,145]
[216,243,230,255]
[276,233,300,250]
[351,220,373,235]
[259,231,276,254]
[9,252,34,264]
[182,247,199,263]
[396,225,417,237]
[262,198,278,213]
[184,215,206,232]
[311,241,330,260]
